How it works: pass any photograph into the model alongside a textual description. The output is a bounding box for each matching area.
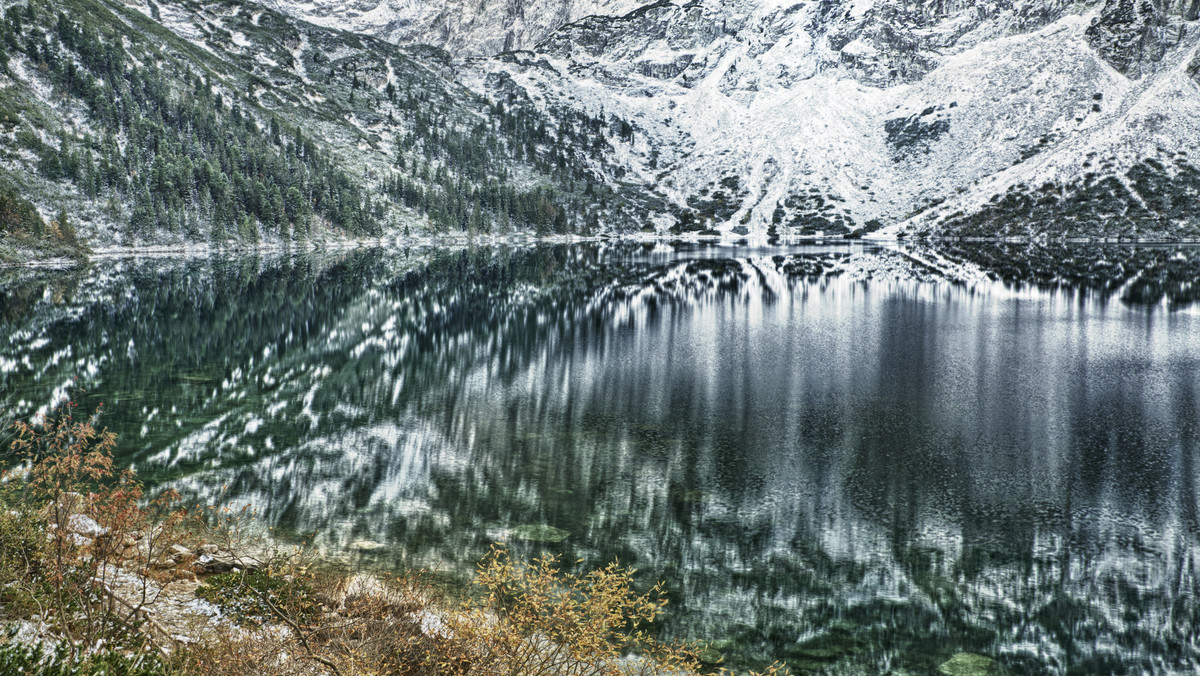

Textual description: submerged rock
[511,524,570,543]
[696,646,723,665]
[938,652,1002,676]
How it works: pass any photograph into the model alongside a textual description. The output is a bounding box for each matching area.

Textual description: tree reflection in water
[2,243,1199,674]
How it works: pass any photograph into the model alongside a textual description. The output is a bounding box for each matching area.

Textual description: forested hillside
[0,0,656,256]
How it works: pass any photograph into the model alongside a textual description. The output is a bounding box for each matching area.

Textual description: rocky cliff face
[256,0,644,57]
[1086,0,1198,77]
[525,0,1093,91]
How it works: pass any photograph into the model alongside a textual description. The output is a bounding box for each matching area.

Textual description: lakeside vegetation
[0,397,789,675]
[0,185,90,263]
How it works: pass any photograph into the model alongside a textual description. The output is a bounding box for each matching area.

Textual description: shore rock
[67,514,107,537]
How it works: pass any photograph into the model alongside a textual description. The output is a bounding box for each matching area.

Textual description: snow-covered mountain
[1,0,1197,249]
[466,0,1200,238]
[260,0,1200,239]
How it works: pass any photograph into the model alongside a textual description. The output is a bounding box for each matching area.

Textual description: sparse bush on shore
[0,188,91,264]
[1,394,185,664]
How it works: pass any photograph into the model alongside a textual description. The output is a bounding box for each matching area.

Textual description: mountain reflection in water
[2,243,1199,674]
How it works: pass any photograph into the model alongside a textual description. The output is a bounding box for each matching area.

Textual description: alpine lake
[3,240,1200,675]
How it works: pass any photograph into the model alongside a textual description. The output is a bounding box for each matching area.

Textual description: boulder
[169,544,195,565]
[67,514,107,537]
[337,573,389,609]
[191,551,241,574]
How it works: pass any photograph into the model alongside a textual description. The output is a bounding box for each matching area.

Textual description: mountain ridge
[460,0,1200,239]
[254,0,645,58]
[1,0,1198,254]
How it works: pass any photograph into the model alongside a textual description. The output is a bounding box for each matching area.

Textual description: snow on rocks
[66,514,108,538]
[445,0,1200,238]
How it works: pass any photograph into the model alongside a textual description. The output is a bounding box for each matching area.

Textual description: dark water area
[2,242,1200,674]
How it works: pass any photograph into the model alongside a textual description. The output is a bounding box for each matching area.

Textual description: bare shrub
[1,394,183,661]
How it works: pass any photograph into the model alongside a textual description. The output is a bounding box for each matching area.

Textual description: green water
[3,242,1200,674]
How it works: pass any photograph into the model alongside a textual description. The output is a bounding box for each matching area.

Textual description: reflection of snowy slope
[152,250,1200,671]
[4,245,1199,672]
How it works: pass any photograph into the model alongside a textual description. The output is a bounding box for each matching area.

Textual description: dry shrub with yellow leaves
[1,397,791,676]
[177,566,441,676]
[177,543,794,676]
[424,544,700,676]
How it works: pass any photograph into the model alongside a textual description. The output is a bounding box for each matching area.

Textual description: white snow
[449,0,1200,236]
[841,37,876,58]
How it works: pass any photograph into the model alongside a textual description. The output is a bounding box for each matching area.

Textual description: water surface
[2,242,1199,674]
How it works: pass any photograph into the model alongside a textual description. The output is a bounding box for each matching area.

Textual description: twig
[245,575,345,676]
[94,580,176,660]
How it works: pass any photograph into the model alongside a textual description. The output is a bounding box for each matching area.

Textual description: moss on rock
[938,652,1002,676]
[511,524,570,543]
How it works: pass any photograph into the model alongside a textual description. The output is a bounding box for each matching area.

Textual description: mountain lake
[2,241,1199,674]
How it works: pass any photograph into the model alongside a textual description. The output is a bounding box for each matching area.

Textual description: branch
[94,579,176,660]
[245,575,344,676]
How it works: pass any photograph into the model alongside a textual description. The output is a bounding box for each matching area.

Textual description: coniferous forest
[0,0,654,257]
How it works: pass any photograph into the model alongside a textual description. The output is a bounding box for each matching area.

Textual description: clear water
[3,242,1199,674]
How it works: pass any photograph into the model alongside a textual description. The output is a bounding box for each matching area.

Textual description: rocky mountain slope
[0,0,653,251]
[262,0,1200,239]
[256,0,645,58]
[1,0,1198,249]
[454,0,1200,239]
